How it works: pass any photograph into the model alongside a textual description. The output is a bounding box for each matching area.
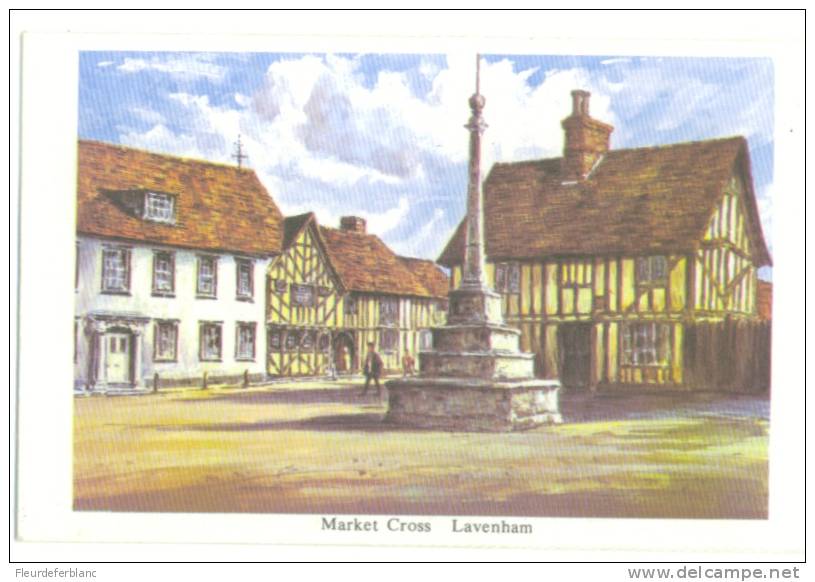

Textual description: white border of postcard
[11,10,806,561]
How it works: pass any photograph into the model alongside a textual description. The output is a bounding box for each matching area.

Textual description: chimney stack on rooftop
[340,216,367,234]
[561,90,614,181]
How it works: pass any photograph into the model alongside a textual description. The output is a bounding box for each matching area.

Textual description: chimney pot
[571,90,591,116]
[340,216,366,234]
[561,89,613,181]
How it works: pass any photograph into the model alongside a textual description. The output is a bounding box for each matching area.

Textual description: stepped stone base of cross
[386,287,562,432]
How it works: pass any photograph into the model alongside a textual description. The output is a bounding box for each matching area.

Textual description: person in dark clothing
[361,341,385,400]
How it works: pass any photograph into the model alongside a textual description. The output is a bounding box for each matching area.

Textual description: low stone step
[431,324,521,352]
[385,376,562,431]
[419,350,536,380]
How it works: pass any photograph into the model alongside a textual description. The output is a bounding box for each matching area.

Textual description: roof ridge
[284,211,316,222]
[78,139,254,173]
[492,135,746,168]
[397,254,433,261]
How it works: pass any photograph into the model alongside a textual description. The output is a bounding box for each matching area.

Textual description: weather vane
[232,134,249,168]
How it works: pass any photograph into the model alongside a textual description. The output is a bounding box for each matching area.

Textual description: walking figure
[361,341,384,400]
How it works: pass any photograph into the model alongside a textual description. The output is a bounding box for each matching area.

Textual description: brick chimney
[561,90,614,181]
[340,216,367,234]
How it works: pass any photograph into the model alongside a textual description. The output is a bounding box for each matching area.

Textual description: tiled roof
[439,136,771,267]
[318,226,447,299]
[397,256,450,298]
[77,140,284,256]
[282,212,315,249]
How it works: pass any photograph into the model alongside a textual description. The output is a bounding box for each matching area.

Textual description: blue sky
[79,52,774,277]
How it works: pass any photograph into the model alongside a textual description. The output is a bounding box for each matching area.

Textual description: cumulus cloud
[108,53,774,260]
[117,54,226,82]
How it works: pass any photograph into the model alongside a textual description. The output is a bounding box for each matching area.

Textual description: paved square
[74,380,768,518]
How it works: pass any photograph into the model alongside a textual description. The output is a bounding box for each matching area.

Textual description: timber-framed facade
[439,91,771,392]
[74,141,448,391]
[265,213,448,378]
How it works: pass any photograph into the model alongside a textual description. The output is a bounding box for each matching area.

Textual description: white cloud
[131,106,165,125]
[356,196,411,237]
[113,53,773,259]
[97,60,114,68]
[389,207,446,257]
[117,55,226,81]
[276,194,410,239]
[600,57,632,66]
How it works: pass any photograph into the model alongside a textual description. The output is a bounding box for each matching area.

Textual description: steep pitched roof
[77,140,284,256]
[282,212,316,249]
[439,136,771,267]
[397,256,449,298]
[318,226,447,299]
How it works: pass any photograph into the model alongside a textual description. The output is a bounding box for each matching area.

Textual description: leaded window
[292,284,315,307]
[269,329,282,351]
[144,192,175,223]
[152,251,175,295]
[197,256,218,297]
[236,322,256,361]
[380,297,399,325]
[154,321,178,362]
[621,323,672,366]
[636,256,668,284]
[285,330,300,351]
[199,322,222,361]
[236,259,253,300]
[101,247,130,293]
[494,262,521,293]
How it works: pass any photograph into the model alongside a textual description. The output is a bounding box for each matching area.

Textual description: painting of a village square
[73,52,773,519]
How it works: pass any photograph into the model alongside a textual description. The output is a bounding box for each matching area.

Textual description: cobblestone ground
[74,379,769,519]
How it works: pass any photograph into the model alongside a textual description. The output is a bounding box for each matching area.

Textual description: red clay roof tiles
[438,136,771,268]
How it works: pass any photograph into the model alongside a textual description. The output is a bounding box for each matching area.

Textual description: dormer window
[144,192,176,223]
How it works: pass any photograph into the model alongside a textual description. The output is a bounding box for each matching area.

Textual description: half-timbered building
[266,213,448,377]
[75,141,448,390]
[439,90,772,391]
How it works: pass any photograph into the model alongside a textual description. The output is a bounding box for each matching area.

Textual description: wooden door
[106,333,131,384]
[558,323,592,388]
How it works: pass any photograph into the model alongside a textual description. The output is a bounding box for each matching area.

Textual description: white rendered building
[74,141,283,392]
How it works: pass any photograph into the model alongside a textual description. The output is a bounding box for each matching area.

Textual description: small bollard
[202,372,208,390]
[243,369,249,389]
[153,372,159,393]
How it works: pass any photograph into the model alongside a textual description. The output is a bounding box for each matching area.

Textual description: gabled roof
[77,140,284,256]
[318,226,448,299]
[439,136,771,267]
[282,212,316,249]
[397,256,450,298]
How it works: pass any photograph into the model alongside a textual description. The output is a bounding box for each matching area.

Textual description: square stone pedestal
[386,377,562,432]
[385,285,562,431]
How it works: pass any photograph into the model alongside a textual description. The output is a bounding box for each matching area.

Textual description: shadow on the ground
[150,411,427,434]
[160,387,769,434]
[559,390,769,423]
[176,387,372,406]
